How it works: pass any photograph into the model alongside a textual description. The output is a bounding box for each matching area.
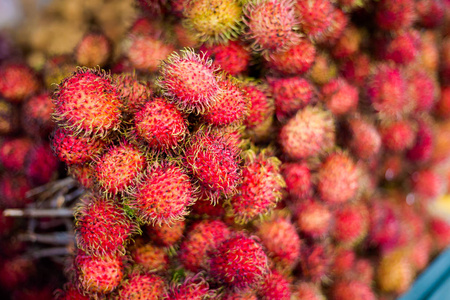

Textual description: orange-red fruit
[416,0,445,28]
[200,41,250,75]
[118,272,166,299]
[51,127,106,165]
[436,87,450,118]
[323,8,348,44]
[430,217,450,251]
[375,0,416,31]
[75,194,137,257]
[292,282,325,300]
[75,32,111,68]
[0,174,31,208]
[340,53,371,87]
[321,77,358,116]
[0,62,39,102]
[295,0,335,42]
[131,241,169,272]
[127,34,174,72]
[134,98,187,151]
[296,198,332,238]
[158,49,220,114]
[380,120,416,152]
[185,129,241,199]
[332,26,362,59]
[282,162,312,199]
[266,39,316,75]
[412,169,444,200]
[208,234,269,289]
[244,0,300,54]
[258,271,291,300]
[406,119,434,163]
[256,216,301,270]
[94,141,146,194]
[21,92,55,136]
[242,83,274,137]
[269,77,314,122]
[167,276,211,300]
[146,220,186,247]
[317,152,358,204]
[203,78,248,126]
[299,244,332,283]
[114,73,151,115]
[179,220,231,272]
[332,249,355,276]
[279,106,335,160]
[53,68,122,137]
[230,151,285,222]
[348,118,381,160]
[25,142,59,186]
[128,161,195,225]
[376,30,421,65]
[0,137,33,172]
[333,204,368,246]
[331,279,376,300]
[354,259,375,284]
[75,251,123,294]
[406,69,438,113]
[68,164,96,189]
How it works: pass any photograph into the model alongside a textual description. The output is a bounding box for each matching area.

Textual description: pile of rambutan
[1,0,450,299]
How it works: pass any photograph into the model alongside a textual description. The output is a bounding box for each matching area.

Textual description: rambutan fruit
[131,240,169,273]
[406,69,438,113]
[406,118,435,163]
[295,0,335,42]
[118,272,167,299]
[348,118,381,160]
[321,77,358,116]
[222,289,258,300]
[330,279,376,300]
[244,0,300,54]
[331,248,355,277]
[368,200,401,251]
[376,248,414,294]
[184,128,241,200]
[127,34,175,72]
[55,283,90,300]
[256,215,301,271]
[409,234,432,271]
[0,257,35,291]
[436,86,450,118]
[51,127,107,166]
[190,188,226,217]
[354,259,374,284]
[157,49,220,114]
[25,142,59,186]
[182,0,243,44]
[53,68,122,137]
[75,251,123,294]
[379,119,416,152]
[282,162,312,199]
[309,52,338,85]
[94,141,146,195]
[340,53,371,87]
[146,220,186,247]
[203,77,249,126]
[208,234,269,289]
[229,150,285,223]
[411,169,444,201]
[0,62,39,102]
[114,73,151,115]
[0,174,31,208]
[75,194,138,258]
[200,41,250,75]
[291,281,325,300]
[68,163,96,190]
[179,219,231,272]
[429,217,450,251]
[366,63,409,118]
[127,160,196,225]
[128,17,165,37]
[75,32,111,68]
[299,243,333,283]
[415,0,445,28]
[0,99,18,135]
[134,97,188,152]
[375,0,416,31]
[376,30,421,65]
[295,198,332,238]
[266,38,316,75]
[258,270,291,300]
[332,26,363,59]
[167,275,212,300]
[279,106,335,160]
[317,152,359,204]
[333,203,369,246]
[21,92,55,137]
[0,137,33,172]
[322,8,348,45]
[268,77,314,122]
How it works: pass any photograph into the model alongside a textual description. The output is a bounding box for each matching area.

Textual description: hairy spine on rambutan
[118,271,167,299]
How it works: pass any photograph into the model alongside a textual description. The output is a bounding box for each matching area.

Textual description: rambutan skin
[348,118,381,160]
[208,234,269,289]
[200,41,250,75]
[114,73,151,115]
[0,62,39,102]
[21,92,55,137]
[167,276,212,300]
[295,198,332,238]
[406,119,435,163]
[411,169,444,200]
[134,97,187,152]
[127,35,175,72]
[331,279,376,300]
[266,38,316,75]
[75,194,138,258]
[118,272,167,299]
[332,204,368,246]
[0,137,33,172]
[299,244,332,283]
[282,162,312,199]
[380,120,416,152]
[75,32,111,68]
[53,68,123,137]
[295,0,335,42]
[258,271,291,300]
[291,281,325,300]
[25,142,59,186]
[0,174,31,208]
[321,77,359,116]
[376,30,421,65]
[375,0,416,31]
[242,82,274,130]
[131,241,169,273]
[146,220,186,247]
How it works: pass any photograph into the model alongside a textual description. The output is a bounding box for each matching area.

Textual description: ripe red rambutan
[376,30,421,65]
[157,49,220,114]
[167,275,212,300]
[266,38,316,75]
[114,73,151,115]
[200,41,250,75]
[406,69,438,113]
[134,97,188,152]
[340,53,371,87]
[0,137,33,172]
[348,118,381,160]
[406,119,435,163]
[51,127,107,166]
[222,289,258,300]
[380,119,416,152]
[409,233,432,271]
[75,251,123,294]
[330,279,376,300]
[258,270,291,300]
[269,77,314,122]
[75,194,138,258]
[411,169,444,200]
[295,198,332,238]
[333,203,369,246]
[21,92,55,137]
[322,8,348,45]
[179,219,231,272]
[375,0,416,31]
[419,31,439,72]
[118,272,167,299]
[415,0,445,28]
[332,26,362,59]
[282,162,312,199]
[229,150,285,223]
[75,32,111,68]
[0,174,31,208]
[127,34,175,72]
[131,240,169,273]
[299,243,333,283]
[331,248,355,276]
[244,0,300,54]
[25,142,59,186]
[146,220,186,247]
[430,217,450,251]
[279,106,335,160]
[317,152,359,204]
[0,62,39,102]
[295,0,335,42]
[94,141,146,195]
[291,281,325,300]
[368,200,401,251]
[53,68,122,137]
[208,234,269,289]
[68,163,96,190]
[128,17,165,37]
[321,77,358,116]
[190,189,226,217]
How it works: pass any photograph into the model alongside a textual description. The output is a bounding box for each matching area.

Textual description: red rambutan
[0,62,39,102]
[331,279,376,300]
[333,203,369,246]
[131,240,169,273]
[127,34,175,72]
[0,137,33,172]
[258,270,291,300]
[375,0,416,31]
[282,162,312,199]
[380,119,416,152]
[21,92,55,136]
[348,118,381,160]
[321,77,358,116]
[266,38,316,75]
[118,272,167,299]
[295,198,332,238]
[200,41,250,75]
[295,0,335,42]
[75,32,111,68]
[146,220,186,247]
